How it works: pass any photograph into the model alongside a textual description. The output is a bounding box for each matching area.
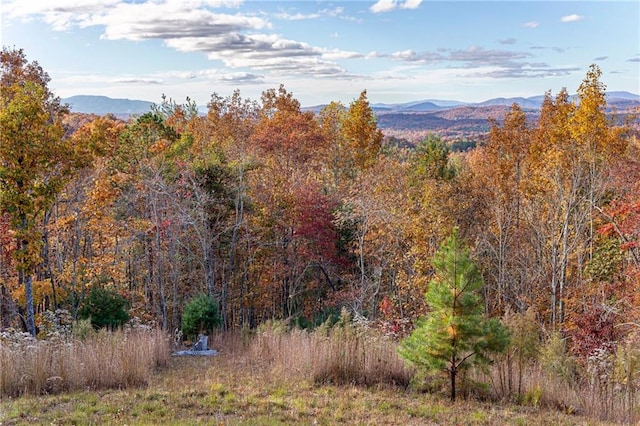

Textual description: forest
[1,46,640,421]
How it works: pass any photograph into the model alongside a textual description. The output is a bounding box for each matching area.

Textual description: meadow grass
[0,328,615,425]
[0,328,170,396]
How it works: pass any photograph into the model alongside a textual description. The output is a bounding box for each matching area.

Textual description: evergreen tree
[399,228,510,401]
[181,294,221,340]
[79,287,129,329]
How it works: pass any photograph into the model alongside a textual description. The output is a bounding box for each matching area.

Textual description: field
[0,331,612,426]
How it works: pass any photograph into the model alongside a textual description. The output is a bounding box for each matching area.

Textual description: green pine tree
[399,228,510,401]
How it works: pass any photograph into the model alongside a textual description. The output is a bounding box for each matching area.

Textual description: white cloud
[370,0,421,13]
[4,0,119,30]
[370,0,397,14]
[560,14,584,23]
[523,21,539,28]
[274,11,321,21]
[111,77,164,85]
[391,50,418,61]
[8,0,351,78]
[401,0,423,10]
[321,49,364,60]
[95,3,269,41]
[273,7,344,21]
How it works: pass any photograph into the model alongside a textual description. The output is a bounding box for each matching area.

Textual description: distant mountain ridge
[64,92,639,117]
[63,95,154,116]
[372,90,639,112]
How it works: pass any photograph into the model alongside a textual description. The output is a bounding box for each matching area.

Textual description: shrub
[79,287,129,329]
[181,294,221,340]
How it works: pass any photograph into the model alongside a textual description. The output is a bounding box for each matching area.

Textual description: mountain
[473,97,542,109]
[63,95,154,116]
[607,91,640,101]
[399,101,441,112]
[372,99,464,111]
[63,92,638,128]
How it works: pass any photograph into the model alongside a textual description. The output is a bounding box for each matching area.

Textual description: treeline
[1,48,639,359]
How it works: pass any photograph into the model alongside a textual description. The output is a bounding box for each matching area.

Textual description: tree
[79,286,129,329]
[398,135,460,321]
[410,134,456,182]
[398,229,510,401]
[181,294,221,340]
[342,90,383,171]
[0,47,88,335]
[472,104,533,314]
[318,101,349,189]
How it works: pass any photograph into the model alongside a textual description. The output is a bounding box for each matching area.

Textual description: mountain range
[62,92,639,142]
[63,91,639,116]
[370,91,639,112]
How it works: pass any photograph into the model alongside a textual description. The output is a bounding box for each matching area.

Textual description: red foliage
[569,304,618,358]
[292,183,342,265]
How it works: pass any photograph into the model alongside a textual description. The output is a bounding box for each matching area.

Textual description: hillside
[376,105,541,142]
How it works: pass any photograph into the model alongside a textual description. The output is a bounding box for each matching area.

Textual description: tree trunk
[42,210,58,311]
[24,272,36,336]
[450,365,457,402]
[222,166,245,330]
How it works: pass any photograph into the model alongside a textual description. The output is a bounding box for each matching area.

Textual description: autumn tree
[397,134,460,320]
[202,90,260,327]
[335,154,410,319]
[0,47,88,335]
[526,66,626,328]
[342,90,383,171]
[398,229,510,401]
[318,101,349,189]
[471,104,533,314]
[45,115,126,319]
[252,84,326,171]
[246,86,340,322]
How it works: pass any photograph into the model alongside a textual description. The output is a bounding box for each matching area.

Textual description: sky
[1,0,639,107]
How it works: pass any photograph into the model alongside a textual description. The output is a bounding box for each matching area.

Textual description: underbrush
[0,325,170,397]
[474,327,640,424]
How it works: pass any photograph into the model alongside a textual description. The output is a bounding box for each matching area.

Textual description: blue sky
[1,0,639,106]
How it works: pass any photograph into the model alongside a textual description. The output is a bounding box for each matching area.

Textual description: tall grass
[0,329,170,397]
[476,332,640,424]
[244,321,413,387]
[235,315,640,423]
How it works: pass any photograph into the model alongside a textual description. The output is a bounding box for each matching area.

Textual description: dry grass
[247,325,413,387]
[0,329,170,397]
[0,326,629,424]
[477,361,640,424]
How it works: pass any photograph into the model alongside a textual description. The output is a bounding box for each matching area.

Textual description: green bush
[79,287,129,329]
[181,294,221,340]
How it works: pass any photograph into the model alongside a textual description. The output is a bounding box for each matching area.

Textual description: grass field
[0,332,612,426]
